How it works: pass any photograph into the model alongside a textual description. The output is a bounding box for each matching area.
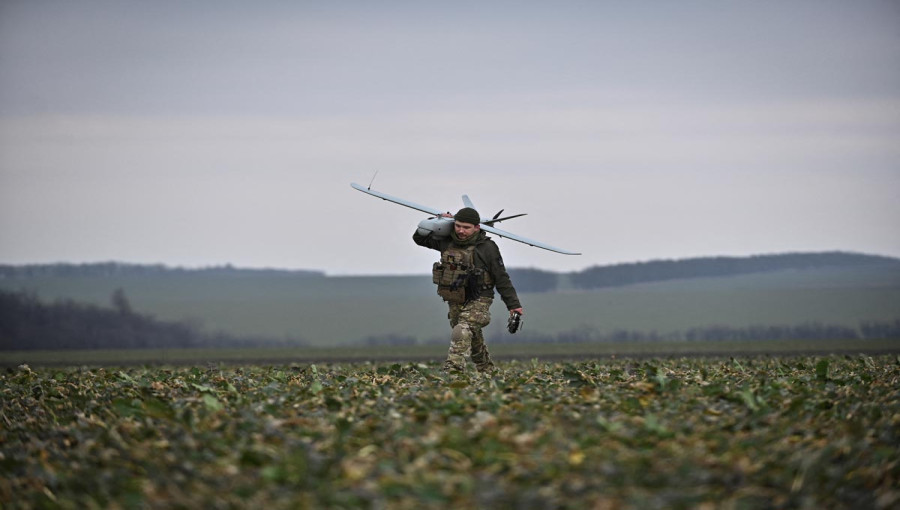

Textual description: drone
[351,182,580,255]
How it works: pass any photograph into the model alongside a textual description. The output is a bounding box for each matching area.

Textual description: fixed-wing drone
[351,182,581,255]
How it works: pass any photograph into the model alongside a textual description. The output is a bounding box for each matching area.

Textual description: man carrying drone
[351,181,577,372]
[414,207,524,374]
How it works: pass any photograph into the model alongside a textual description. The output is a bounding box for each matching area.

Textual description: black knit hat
[454,207,481,225]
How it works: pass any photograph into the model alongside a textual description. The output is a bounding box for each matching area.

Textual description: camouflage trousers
[444,296,495,373]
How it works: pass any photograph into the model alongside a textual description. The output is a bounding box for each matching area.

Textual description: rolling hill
[1,252,898,348]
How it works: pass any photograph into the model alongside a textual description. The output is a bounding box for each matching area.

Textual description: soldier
[413,207,524,373]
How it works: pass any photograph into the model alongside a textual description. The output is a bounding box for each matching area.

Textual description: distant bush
[859,319,900,339]
[360,334,418,347]
[682,323,861,342]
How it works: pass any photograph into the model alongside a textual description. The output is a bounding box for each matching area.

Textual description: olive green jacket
[413,230,522,310]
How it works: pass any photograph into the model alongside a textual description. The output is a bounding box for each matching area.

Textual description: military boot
[442,359,464,373]
[471,345,495,373]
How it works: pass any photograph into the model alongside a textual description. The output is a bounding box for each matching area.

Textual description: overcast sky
[1,1,898,275]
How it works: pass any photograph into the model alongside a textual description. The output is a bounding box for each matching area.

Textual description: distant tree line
[506,252,900,293]
[0,262,324,279]
[0,290,306,351]
[377,320,900,347]
[486,320,900,345]
[569,252,899,291]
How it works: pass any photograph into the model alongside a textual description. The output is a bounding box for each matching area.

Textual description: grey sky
[1,1,898,274]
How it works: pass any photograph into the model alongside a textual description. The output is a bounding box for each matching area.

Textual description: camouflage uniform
[413,228,521,373]
[446,296,494,372]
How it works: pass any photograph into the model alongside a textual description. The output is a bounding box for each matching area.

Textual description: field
[3,264,900,345]
[2,338,900,367]
[3,355,898,509]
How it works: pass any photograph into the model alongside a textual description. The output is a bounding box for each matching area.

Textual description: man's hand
[510,308,524,316]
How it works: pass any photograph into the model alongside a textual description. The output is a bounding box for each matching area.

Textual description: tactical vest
[432,244,494,304]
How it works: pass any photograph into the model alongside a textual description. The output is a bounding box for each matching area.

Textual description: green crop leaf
[191,383,215,393]
[654,372,670,391]
[142,397,174,419]
[738,386,761,412]
[202,393,223,411]
[642,413,673,438]
[816,359,829,382]
[112,397,143,417]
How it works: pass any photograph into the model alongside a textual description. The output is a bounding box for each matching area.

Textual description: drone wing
[480,224,582,255]
[351,183,445,216]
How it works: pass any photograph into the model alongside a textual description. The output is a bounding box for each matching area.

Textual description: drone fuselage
[416,216,454,238]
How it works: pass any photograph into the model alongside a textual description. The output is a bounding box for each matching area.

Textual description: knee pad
[451,323,472,343]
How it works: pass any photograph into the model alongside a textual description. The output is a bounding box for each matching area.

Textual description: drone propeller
[484,211,527,226]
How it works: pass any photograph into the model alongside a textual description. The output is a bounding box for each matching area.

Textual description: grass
[2,355,898,508]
